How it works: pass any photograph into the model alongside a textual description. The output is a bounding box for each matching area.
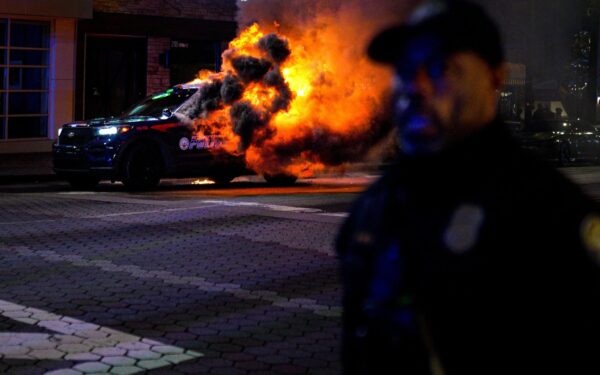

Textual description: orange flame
[187,21,391,177]
[243,83,278,108]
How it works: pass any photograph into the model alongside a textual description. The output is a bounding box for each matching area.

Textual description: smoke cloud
[182,0,420,177]
[232,0,417,173]
[263,69,292,113]
[221,74,244,104]
[177,77,223,120]
[237,0,419,53]
[230,102,271,150]
[231,56,273,83]
[258,33,291,63]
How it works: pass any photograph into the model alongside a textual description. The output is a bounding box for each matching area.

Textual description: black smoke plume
[197,79,223,113]
[176,78,223,119]
[221,74,244,104]
[182,39,293,151]
[231,56,272,83]
[258,34,291,64]
[263,69,293,113]
[230,102,272,150]
[178,0,417,175]
[256,109,395,173]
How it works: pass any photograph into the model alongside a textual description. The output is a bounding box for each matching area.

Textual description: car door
[159,122,217,176]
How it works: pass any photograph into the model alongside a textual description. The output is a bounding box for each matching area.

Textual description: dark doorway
[84,36,147,119]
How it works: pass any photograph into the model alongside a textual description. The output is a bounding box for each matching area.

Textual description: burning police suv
[53,85,248,190]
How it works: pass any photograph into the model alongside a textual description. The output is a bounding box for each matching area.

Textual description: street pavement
[0,180,367,374]
[2,166,600,375]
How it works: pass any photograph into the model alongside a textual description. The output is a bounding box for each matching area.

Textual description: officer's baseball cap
[368,0,504,67]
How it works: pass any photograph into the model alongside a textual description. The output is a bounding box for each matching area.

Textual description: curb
[0,174,58,185]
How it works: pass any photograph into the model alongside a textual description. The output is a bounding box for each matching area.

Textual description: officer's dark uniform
[336,118,600,374]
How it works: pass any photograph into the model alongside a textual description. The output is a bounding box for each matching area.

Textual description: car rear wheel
[67,176,100,190]
[122,143,162,190]
[210,174,236,184]
[264,173,298,186]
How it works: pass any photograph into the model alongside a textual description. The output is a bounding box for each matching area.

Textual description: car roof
[175,82,203,90]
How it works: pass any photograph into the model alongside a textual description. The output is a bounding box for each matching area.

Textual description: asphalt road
[0,167,599,374]
[0,174,371,375]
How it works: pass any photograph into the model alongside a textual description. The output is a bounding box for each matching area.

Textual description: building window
[0,19,50,140]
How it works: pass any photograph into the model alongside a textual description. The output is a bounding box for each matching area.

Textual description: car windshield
[521,120,572,132]
[122,88,197,118]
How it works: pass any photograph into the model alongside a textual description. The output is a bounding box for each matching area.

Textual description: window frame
[0,18,51,140]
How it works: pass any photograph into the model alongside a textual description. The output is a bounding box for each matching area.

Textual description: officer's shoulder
[351,169,396,210]
[336,171,395,255]
[340,169,397,235]
[511,147,596,210]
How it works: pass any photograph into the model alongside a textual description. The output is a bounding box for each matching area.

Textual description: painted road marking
[0,204,222,225]
[77,204,222,219]
[0,299,202,373]
[319,212,349,218]
[201,200,350,218]
[200,200,349,223]
[0,199,349,225]
[201,200,323,213]
[12,246,341,318]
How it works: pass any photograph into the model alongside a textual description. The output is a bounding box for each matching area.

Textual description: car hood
[63,116,162,128]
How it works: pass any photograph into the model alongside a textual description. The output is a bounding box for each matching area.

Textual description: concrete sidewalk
[0,152,56,184]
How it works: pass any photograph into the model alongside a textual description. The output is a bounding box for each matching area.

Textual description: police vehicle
[53,85,292,190]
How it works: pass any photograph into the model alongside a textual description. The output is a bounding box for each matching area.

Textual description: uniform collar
[393,118,514,180]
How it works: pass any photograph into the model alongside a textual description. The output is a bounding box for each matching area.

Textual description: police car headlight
[58,127,63,137]
[97,126,119,136]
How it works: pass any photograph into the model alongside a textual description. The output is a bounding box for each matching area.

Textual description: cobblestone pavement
[0,189,354,374]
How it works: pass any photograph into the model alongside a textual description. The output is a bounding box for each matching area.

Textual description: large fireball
[177,0,417,177]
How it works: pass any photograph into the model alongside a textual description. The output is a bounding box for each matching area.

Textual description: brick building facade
[147,37,171,95]
[76,0,237,121]
[93,0,236,21]
[90,0,236,97]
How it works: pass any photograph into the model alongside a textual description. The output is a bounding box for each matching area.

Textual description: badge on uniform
[581,213,600,262]
[443,204,485,255]
[354,231,374,246]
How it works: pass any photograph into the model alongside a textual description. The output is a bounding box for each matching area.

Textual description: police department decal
[179,135,223,151]
[443,204,485,254]
[179,137,190,150]
[581,214,600,263]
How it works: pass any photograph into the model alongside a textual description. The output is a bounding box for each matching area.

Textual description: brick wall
[147,37,171,95]
[93,0,237,96]
[93,0,237,21]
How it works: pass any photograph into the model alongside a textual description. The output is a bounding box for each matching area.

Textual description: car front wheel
[121,143,162,190]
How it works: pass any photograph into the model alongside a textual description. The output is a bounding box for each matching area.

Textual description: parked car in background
[504,119,523,133]
[53,85,252,190]
[512,118,600,166]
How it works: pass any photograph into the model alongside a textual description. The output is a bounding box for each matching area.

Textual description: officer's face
[392,37,503,155]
